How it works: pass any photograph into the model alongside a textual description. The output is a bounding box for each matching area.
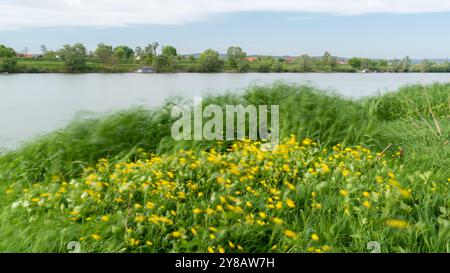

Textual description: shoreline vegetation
[0,82,449,252]
[2,43,450,74]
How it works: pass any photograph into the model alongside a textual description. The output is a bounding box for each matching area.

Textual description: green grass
[16,59,140,73]
[0,83,449,253]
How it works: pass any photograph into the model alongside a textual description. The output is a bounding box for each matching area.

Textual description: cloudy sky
[1,0,449,58]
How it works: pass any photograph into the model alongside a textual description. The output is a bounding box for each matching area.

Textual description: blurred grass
[1,82,449,183]
[0,82,449,253]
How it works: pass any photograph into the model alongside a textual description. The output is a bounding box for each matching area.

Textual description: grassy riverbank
[13,57,355,73]
[0,83,449,252]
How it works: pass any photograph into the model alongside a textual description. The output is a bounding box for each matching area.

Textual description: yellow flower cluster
[7,135,442,253]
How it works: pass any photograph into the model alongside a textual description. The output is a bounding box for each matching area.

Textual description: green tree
[40,45,48,56]
[0,45,16,58]
[236,59,250,72]
[348,57,362,69]
[401,56,411,72]
[418,59,431,72]
[298,54,314,72]
[198,49,224,72]
[226,46,246,69]
[377,60,389,71]
[0,58,17,72]
[153,55,173,72]
[135,46,144,62]
[257,57,273,72]
[0,44,17,72]
[59,43,87,72]
[389,59,402,72]
[321,51,337,71]
[271,61,284,72]
[162,45,177,57]
[113,46,134,61]
[360,58,374,71]
[143,42,159,65]
[95,43,115,66]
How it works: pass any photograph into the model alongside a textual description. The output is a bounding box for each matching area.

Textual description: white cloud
[1,0,450,30]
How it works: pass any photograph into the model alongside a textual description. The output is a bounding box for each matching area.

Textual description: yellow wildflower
[91,234,101,241]
[284,182,296,191]
[286,198,296,208]
[362,201,371,208]
[135,215,146,223]
[284,229,298,238]
[193,208,203,214]
[339,189,349,197]
[386,219,409,229]
[342,169,350,177]
[272,217,284,225]
[191,228,198,236]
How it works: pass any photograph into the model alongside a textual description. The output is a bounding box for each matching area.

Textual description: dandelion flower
[191,228,197,236]
[311,233,319,241]
[283,199,295,209]
[342,170,350,177]
[171,231,182,238]
[91,234,101,241]
[362,201,371,209]
[135,215,146,223]
[386,219,409,229]
[272,217,284,225]
[284,182,296,191]
[322,245,332,252]
[339,189,349,197]
[193,208,203,214]
[284,229,298,238]
[101,215,110,222]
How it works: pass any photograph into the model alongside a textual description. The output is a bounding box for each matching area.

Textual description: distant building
[136,67,154,73]
[284,56,297,63]
[17,53,42,58]
[245,57,258,62]
[337,59,347,65]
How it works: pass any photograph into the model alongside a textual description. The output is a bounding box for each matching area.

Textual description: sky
[0,0,449,59]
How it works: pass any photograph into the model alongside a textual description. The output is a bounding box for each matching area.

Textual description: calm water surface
[1,73,449,150]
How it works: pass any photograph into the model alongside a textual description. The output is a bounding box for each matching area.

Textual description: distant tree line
[1,43,450,73]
